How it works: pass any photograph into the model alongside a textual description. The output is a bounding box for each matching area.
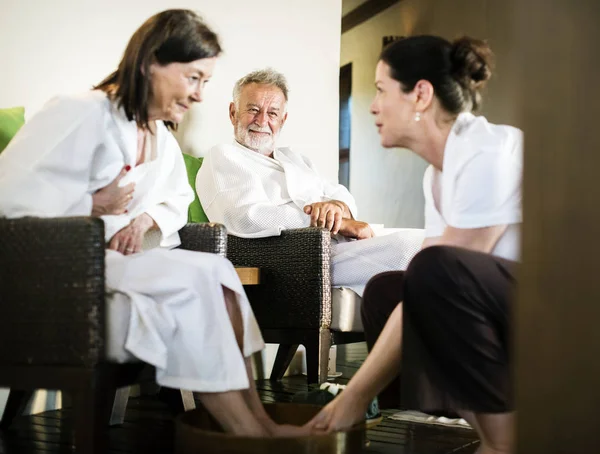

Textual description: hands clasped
[337,219,374,240]
[303,200,374,240]
[304,200,348,234]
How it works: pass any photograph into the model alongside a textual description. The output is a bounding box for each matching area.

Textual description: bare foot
[304,393,369,433]
[257,416,313,437]
[269,423,314,437]
[228,423,270,437]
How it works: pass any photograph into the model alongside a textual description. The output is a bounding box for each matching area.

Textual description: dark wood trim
[514,1,600,452]
[0,363,147,390]
[342,0,402,34]
[340,62,352,76]
[339,63,352,165]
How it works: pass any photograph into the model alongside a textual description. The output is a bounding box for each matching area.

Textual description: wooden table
[235,267,260,285]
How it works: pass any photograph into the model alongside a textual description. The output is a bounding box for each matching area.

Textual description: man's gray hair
[232,68,289,106]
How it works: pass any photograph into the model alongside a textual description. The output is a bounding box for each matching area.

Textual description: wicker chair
[0,217,227,454]
[227,227,364,384]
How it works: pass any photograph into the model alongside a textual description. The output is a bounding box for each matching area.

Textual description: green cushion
[182,153,209,223]
[0,107,25,153]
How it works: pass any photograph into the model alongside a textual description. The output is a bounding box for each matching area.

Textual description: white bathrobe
[197,142,424,296]
[0,91,264,392]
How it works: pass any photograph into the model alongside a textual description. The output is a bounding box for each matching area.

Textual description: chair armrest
[178,222,227,257]
[0,217,106,367]
[227,227,332,330]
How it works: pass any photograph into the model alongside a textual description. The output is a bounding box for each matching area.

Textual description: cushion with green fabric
[182,153,209,223]
[0,106,25,153]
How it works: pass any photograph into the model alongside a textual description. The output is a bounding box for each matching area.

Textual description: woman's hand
[108,213,156,255]
[337,219,375,240]
[92,165,135,216]
[304,200,350,234]
[304,392,369,433]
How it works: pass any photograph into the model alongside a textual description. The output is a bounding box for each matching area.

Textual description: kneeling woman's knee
[404,246,462,308]
[361,271,405,319]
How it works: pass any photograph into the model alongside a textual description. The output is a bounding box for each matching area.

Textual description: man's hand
[108,213,156,255]
[92,165,135,216]
[337,219,374,240]
[304,200,351,234]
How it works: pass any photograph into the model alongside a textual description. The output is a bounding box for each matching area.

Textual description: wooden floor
[0,343,479,454]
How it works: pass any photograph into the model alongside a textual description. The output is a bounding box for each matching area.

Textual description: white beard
[235,123,278,156]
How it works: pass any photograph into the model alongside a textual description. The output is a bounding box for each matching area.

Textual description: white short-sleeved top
[423,112,523,261]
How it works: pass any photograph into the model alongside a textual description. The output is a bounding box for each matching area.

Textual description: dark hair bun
[450,36,494,89]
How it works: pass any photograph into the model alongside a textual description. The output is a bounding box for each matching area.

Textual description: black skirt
[361,246,518,414]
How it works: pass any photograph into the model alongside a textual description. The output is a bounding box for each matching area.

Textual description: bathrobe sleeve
[301,154,358,219]
[144,132,194,244]
[0,95,104,218]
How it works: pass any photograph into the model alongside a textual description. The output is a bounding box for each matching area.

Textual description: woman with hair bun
[307,36,521,454]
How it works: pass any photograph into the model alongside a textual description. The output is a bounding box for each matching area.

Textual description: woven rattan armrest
[178,222,227,257]
[0,216,106,367]
[0,218,228,369]
[226,227,332,330]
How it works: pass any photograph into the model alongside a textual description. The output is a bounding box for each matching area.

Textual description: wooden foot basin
[175,403,366,454]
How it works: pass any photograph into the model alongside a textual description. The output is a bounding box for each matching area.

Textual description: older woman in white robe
[0,9,304,437]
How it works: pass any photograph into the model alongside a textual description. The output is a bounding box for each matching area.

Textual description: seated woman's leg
[197,390,268,436]
[361,270,405,408]
[402,246,517,454]
[108,249,306,437]
[196,286,268,436]
[201,287,309,436]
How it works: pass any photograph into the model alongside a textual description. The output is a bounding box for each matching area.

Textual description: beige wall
[341,0,519,227]
[0,0,342,180]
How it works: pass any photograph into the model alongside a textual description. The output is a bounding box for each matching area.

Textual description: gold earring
[415,112,422,122]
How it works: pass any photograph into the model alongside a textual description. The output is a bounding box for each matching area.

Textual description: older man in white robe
[197,68,424,299]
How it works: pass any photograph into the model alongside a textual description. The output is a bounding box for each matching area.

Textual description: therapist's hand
[92,165,135,216]
[304,200,350,234]
[108,213,156,255]
[337,219,374,240]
